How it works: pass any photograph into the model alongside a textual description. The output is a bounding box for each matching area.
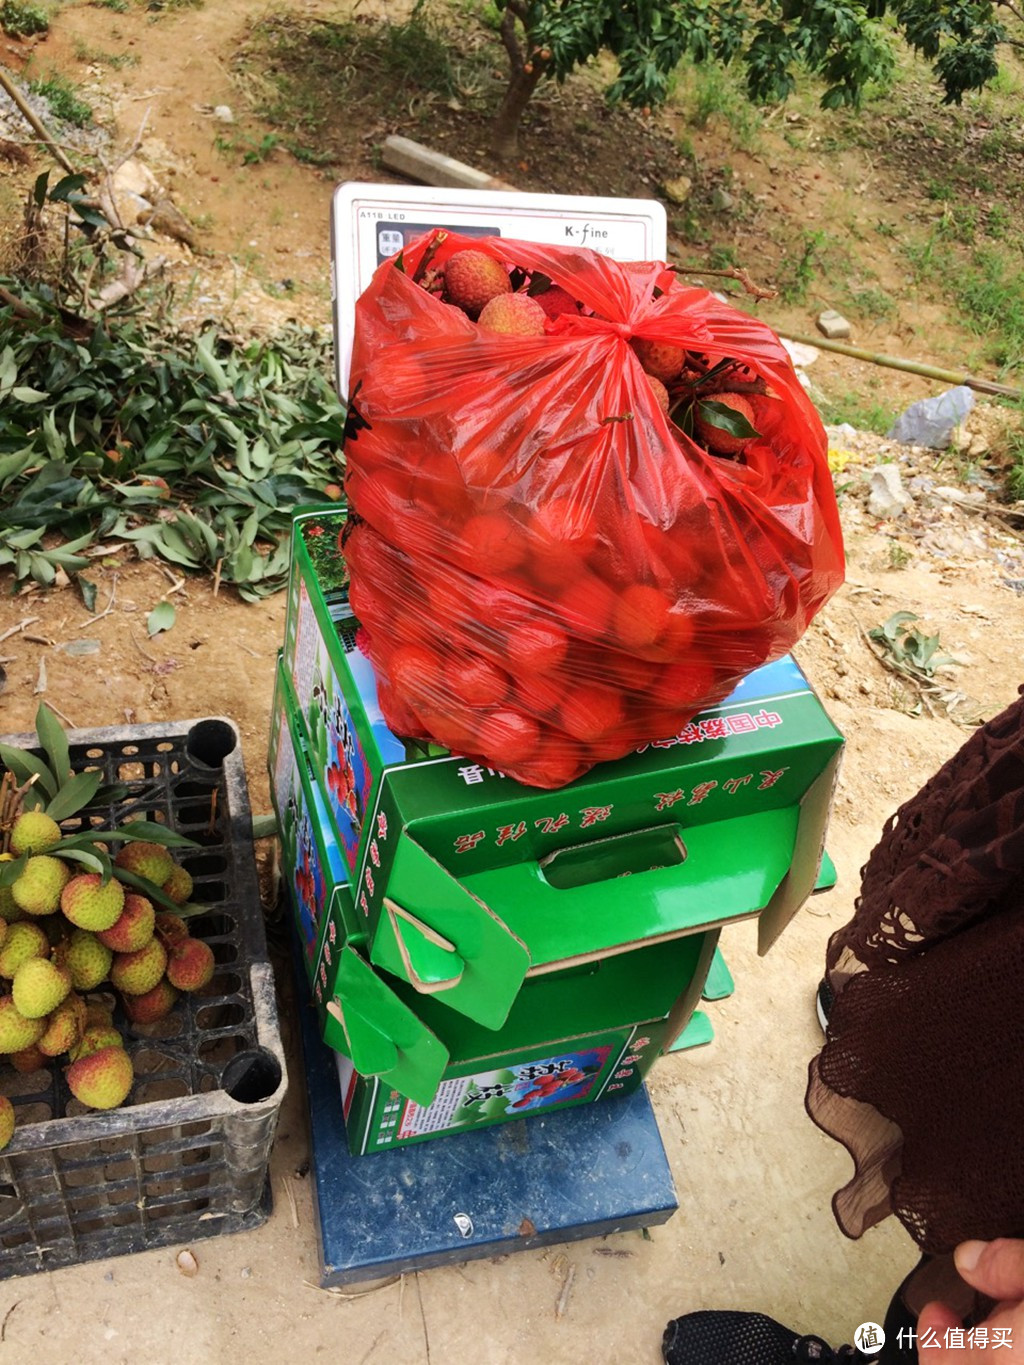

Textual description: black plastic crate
[0,717,287,1280]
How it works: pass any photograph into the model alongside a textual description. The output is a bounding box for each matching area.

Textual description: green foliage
[0,0,48,36]
[27,73,93,127]
[868,611,960,681]
[0,282,346,600]
[488,0,1020,151]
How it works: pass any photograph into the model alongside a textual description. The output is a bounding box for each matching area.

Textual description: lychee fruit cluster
[0,832,208,1149]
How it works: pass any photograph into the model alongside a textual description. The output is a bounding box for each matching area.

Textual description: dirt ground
[2,1,1024,1360]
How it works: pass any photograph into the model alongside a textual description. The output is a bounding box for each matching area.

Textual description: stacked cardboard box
[269,509,843,1155]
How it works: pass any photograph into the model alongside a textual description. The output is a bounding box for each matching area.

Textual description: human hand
[917,1239,1024,1361]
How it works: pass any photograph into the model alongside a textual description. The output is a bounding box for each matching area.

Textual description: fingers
[918,1298,963,1340]
[955,1239,1024,1301]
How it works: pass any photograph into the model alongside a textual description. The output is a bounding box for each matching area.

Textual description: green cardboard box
[271,655,719,1149]
[282,508,843,1035]
[335,923,714,1155]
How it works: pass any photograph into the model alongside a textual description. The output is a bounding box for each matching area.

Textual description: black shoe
[662,1310,874,1364]
[815,977,836,1034]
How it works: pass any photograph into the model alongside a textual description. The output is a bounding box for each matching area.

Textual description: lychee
[693,392,758,456]
[534,285,580,320]
[12,855,71,916]
[63,928,114,991]
[0,996,47,1053]
[632,338,685,381]
[0,1096,14,1151]
[12,955,72,1019]
[470,709,540,766]
[161,864,193,905]
[69,1022,123,1061]
[443,249,511,318]
[165,937,215,992]
[113,840,174,887]
[66,1045,134,1110]
[647,375,670,412]
[9,810,62,856]
[154,912,189,945]
[96,894,155,954]
[10,1043,47,1073]
[61,873,125,932]
[38,991,87,1057]
[478,292,546,337]
[0,921,49,978]
[559,684,625,742]
[110,938,167,996]
[122,978,179,1023]
[612,583,674,651]
[448,657,509,709]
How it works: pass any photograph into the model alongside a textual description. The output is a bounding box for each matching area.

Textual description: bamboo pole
[778,329,1024,401]
[0,65,77,175]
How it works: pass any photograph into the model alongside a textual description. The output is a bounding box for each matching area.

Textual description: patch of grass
[887,541,912,570]
[819,391,896,434]
[1,0,48,35]
[680,62,762,146]
[27,72,92,126]
[247,11,465,139]
[775,229,828,305]
[72,38,138,66]
[214,129,280,165]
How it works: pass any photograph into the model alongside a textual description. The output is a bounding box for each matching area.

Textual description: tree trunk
[490,65,544,161]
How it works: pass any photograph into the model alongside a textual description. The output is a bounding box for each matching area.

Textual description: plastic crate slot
[132,1049,180,1076]
[128,1016,184,1042]
[0,1233,33,1250]
[186,719,237,769]
[198,1034,248,1064]
[202,970,242,998]
[118,763,148,781]
[186,911,236,937]
[13,1103,51,1125]
[195,1002,245,1029]
[134,1078,190,1104]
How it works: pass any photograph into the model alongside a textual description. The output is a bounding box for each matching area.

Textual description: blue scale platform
[292,941,679,1288]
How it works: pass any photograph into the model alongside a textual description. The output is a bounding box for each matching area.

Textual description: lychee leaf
[35,702,71,788]
[59,845,110,877]
[111,866,182,912]
[696,399,761,439]
[112,820,199,848]
[44,770,103,822]
[147,601,176,637]
[0,855,28,886]
[0,743,57,800]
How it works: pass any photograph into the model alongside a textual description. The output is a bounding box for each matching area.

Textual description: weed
[0,0,48,36]
[776,229,826,305]
[820,392,895,434]
[91,0,128,9]
[887,542,912,570]
[27,73,92,126]
[71,38,139,67]
[680,61,761,146]
[214,130,280,165]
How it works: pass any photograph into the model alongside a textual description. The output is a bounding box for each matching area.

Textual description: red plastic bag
[344,231,844,788]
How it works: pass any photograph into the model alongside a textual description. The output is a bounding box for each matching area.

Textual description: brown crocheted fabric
[805,687,1024,1258]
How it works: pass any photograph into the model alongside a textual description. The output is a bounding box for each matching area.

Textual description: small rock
[782,339,819,369]
[661,176,693,206]
[213,105,235,124]
[867,464,911,519]
[711,187,735,211]
[816,309,852,340]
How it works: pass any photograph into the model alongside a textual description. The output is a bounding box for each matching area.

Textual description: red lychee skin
[448,657,510,708]
[611,583,674,651]
[558,685,625,743]
[122,979,179,1024]
[632,338,686,382]
[457,512,527,576]
[443,250,511,317]
[165,938,215,993]
[534,285,580,319]
[470,709,541,766]
[647,375,670,412]
[694,391,756,456]
[154,912,189,946]
[478,293,547,337]
[96,894,155,954]
[504,622,569,675]
[66,1045,133,1110]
